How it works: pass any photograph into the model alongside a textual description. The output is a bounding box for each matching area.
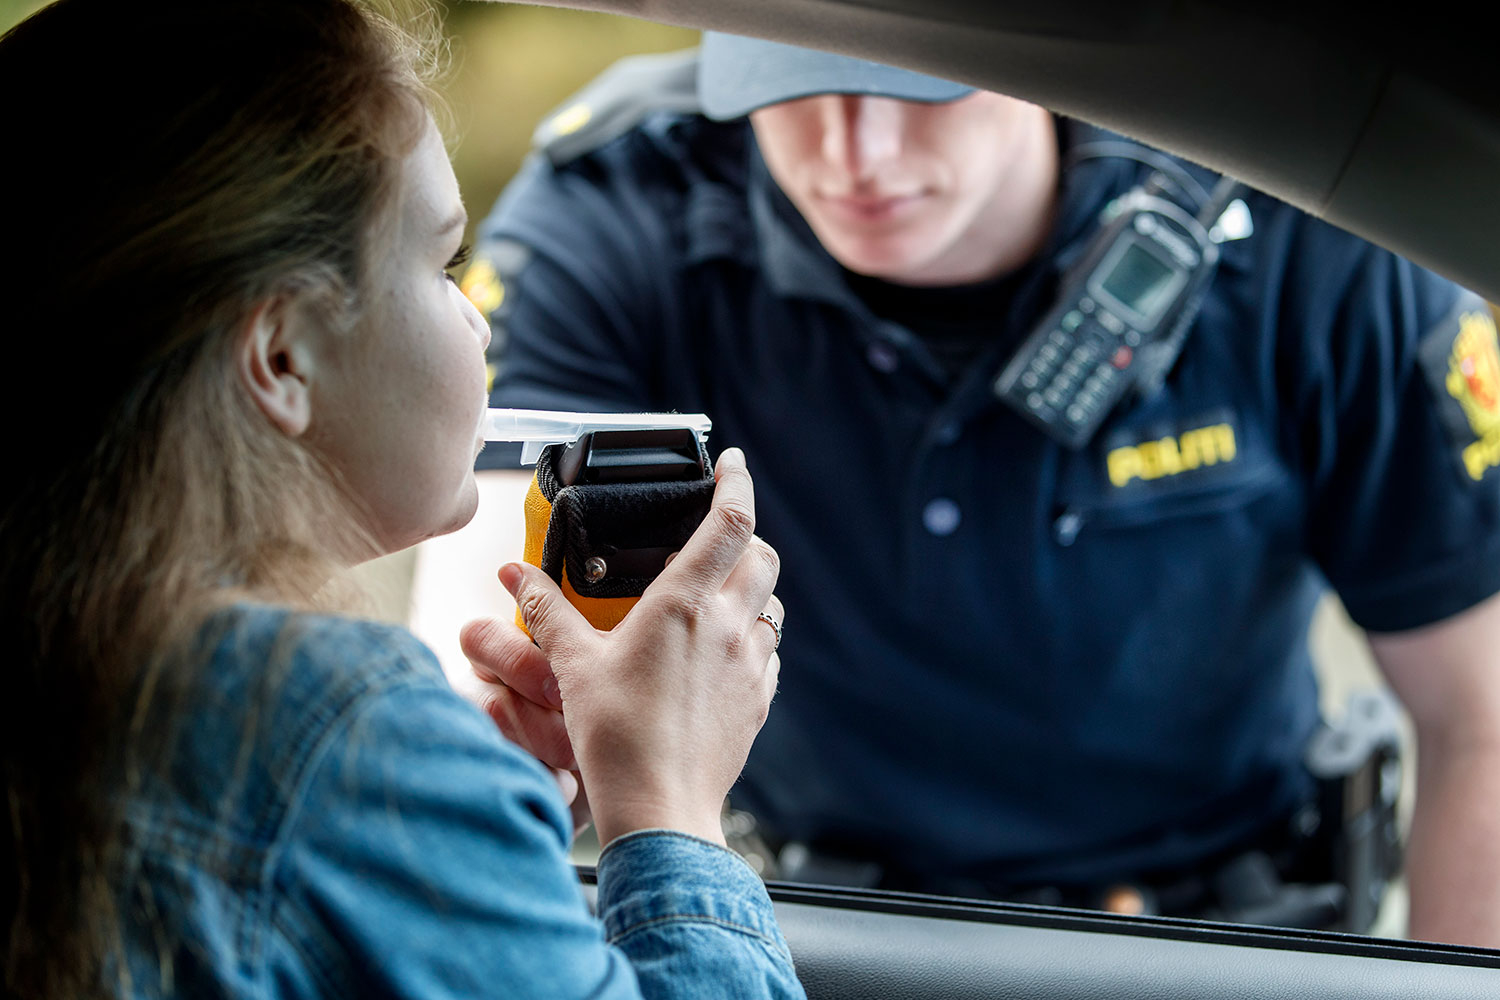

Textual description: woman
[0,1,797,997]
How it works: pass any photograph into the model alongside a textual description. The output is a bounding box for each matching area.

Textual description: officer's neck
[886,106,1059,289]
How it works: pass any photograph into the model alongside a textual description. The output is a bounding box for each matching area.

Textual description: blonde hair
[0,1,446,994]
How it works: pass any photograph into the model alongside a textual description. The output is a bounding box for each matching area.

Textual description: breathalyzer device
[994,174,1241,448]
[484,408,715,632]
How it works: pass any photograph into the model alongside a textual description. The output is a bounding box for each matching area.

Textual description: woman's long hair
[0,1,443,994]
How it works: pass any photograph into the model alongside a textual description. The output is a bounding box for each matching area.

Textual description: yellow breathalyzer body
[519,466,638,631]
[484,410,714,635]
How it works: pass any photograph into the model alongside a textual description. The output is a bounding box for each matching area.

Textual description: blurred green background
[0,0,698,248]
[428,2,697,245]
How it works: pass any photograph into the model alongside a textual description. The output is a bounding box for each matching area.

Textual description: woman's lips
[473,398,491,456]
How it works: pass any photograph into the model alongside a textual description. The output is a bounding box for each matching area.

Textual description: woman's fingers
[560,770,593,837]
[750,596,786,659]
[457,577,585,772]
[472,677,578,771]
[721,533,781,612]
[761,651,783,708]
[460,615,563,710]
[497,562,597,674]
[657,447,758,595]
[551,766,579,806]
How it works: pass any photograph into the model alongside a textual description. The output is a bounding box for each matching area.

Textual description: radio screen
[1099,240,1179,324]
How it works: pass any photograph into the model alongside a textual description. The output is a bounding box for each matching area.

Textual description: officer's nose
[820,95,903,182]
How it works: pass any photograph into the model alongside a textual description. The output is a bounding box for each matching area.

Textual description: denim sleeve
[265,670,802,1000]
[597,831,803,1000]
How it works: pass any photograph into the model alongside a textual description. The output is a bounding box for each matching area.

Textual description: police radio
[994,173,1242,448]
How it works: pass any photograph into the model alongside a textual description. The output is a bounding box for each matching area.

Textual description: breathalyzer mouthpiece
[483,408,712,464]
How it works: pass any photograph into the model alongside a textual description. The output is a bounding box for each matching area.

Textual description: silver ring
[756,611,783,652]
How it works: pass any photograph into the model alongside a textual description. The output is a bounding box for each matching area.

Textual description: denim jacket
[118,604,803,999]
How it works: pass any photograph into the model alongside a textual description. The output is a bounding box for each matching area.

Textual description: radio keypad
[1016,313,1135,425]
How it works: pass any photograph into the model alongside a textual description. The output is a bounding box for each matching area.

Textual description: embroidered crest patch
[1421,295,1500,482]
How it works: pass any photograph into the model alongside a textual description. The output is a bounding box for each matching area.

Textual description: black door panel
[769,884,1500,1000]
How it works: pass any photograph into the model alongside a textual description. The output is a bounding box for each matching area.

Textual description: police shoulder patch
[464,238,535,375]
[1419,292,1500,482]
[532,48,702,166]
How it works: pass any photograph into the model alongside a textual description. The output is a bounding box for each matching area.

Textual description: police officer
[439,32,1500,946]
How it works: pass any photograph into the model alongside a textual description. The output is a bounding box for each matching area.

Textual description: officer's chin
[815,227,934,283]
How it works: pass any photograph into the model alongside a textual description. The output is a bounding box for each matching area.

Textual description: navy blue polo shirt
[473,111,1500,887]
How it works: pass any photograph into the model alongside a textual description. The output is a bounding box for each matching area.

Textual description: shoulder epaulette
[532,47,702,167]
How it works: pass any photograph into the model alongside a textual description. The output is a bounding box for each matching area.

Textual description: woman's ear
[236,295,316,437]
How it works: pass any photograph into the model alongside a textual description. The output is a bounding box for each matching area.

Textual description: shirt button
[866,342,900,373]
[922,498,962,536]
[933,421,961,446]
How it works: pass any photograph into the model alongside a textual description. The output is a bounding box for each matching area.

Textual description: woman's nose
[456,282,491,351]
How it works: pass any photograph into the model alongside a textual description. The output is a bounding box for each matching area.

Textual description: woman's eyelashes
[444,243,471,281]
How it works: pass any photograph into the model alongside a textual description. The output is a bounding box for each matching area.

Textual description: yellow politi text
[1107,423,1238,488]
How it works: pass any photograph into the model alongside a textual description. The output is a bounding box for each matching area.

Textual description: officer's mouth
[818,192,926,223]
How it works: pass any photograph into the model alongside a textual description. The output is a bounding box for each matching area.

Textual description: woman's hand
[462,447,782,847]
[463,622,592,834]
